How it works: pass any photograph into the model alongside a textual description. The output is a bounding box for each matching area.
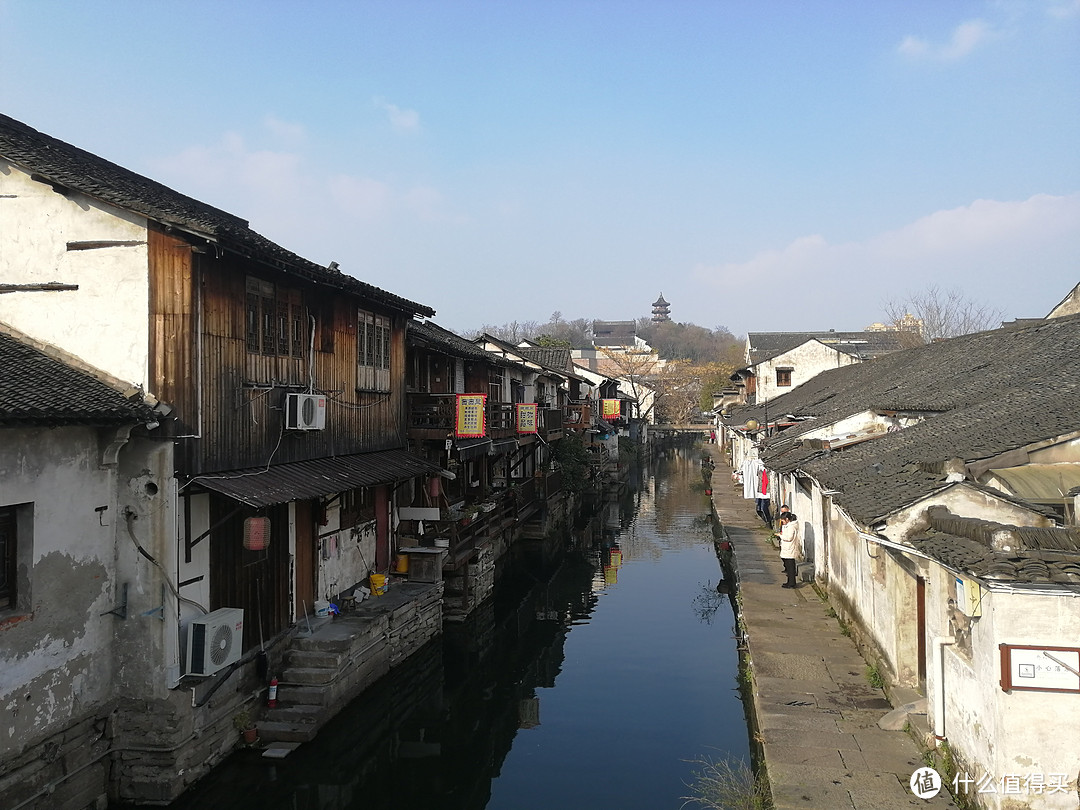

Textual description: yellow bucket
[394,554,410,574]
[369,573,387,596]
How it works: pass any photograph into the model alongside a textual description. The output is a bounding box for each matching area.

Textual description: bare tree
[883,285,1004,343]
[596,346,666,421]
[475,320,543,343]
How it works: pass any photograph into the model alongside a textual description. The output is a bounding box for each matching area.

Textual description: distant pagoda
[651,293,671,323]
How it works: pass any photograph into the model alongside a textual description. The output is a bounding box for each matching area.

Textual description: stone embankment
[705,445,956,809]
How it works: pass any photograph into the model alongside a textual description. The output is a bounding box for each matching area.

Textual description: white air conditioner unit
[186,607,244,676]
[285,393,327,430]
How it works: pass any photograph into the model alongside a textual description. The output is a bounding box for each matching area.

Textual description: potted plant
[233,708,257,744]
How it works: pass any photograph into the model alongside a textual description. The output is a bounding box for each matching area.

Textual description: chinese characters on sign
[455,394,487,438]
[516,403,538,434]
[999,644,1080,693]
[910,768,1075,799]
[601,399,621,420]
[954,772,1073,796]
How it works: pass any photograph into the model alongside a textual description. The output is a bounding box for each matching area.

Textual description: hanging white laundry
[743,457,762,500]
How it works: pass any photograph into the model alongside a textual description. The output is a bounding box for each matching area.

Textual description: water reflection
[158,443,747,810]
[691,580,731,625]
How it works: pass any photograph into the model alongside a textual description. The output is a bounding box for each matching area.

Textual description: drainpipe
[933,636,956,742]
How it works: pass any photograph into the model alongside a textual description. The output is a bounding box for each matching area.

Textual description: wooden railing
[407,394,454,437]
[538,407,563,439]
[563,402,594,431]
[409,394,571,441]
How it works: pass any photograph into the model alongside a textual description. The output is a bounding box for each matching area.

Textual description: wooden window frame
[341,488,376,529]
[358,310,392,392]
[776,368,793,387]
[0,506,15,610]
[246,277,306,359]
[488,366,505,403]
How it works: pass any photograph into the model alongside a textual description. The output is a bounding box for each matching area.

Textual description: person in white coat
[777,513,802,588]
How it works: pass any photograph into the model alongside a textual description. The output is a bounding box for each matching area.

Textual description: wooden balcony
[539,407,563,441]
[488,402,514,438]
[407,393,454,440]
[563,402,594,432]
[407,394,562,443]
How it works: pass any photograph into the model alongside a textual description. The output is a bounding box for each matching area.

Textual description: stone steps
[265,704,323,724]
[275,683,329,705]
[286,648,342,669]
[255,583,444,745]
[256,720,319,744]
[281,665,336,685]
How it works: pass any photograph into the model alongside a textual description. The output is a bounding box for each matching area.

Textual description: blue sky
[2,0,1077,337]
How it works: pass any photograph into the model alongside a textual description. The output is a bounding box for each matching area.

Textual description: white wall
[925,569,1080,810]
[316,501,379,603]
[883,485,1056,546]
[756,340,858,403]
[0,161,151,388]
[1,427,120,755]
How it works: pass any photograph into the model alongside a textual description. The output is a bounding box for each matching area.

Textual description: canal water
[162,443,749,810]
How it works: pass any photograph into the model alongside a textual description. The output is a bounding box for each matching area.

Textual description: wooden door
[294,500,317,619]
[209,498,290,648]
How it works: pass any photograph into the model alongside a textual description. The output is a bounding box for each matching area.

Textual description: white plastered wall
[925,569,1080,810]
[756,341,859,403]
[1,427,120,755]
[0,161,150,388]
[315,501,378,603]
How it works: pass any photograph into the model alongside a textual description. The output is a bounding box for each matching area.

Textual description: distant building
[866,312,923,336]
[732,329,910,405]
[651,293,671,323]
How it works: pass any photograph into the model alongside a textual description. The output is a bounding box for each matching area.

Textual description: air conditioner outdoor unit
[186,607,244,676]
[285,393,327,430]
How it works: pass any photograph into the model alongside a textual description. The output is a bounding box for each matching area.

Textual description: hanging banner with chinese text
[516,403,538,434]
[455,394,487,437]
[601,399,621,420]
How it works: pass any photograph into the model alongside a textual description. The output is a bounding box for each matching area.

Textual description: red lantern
[243,516,271,551]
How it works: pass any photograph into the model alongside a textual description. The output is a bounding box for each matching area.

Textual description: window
[341,488,375,529]
[776,368,793,387]
[358,311,392,391]
[246,277,306,358]
[453,359,464,394]
[0,504,29,612]
[0,506,14,609]
[488,367,505,403]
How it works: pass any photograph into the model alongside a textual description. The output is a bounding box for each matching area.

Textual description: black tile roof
[746,331,910,364]
[910,508,1080,584]
[477,334,576,378]
[518,346,573,373]
[0,113,433,318]
[408,320,496,362]
[740,315,1080,524]
[911,532,1080,584]
[191,448,443,508]
[0,329,155,427]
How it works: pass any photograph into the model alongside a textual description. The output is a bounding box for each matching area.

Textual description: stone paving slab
[707,448,957,809]
[758,711,841,732]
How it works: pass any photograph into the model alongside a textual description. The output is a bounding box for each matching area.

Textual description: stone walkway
[706,446,956,809]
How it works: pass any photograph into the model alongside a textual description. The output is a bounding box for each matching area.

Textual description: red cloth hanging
[760,469,768,496]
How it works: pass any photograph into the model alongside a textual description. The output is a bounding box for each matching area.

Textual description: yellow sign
[516,403,538,434]
[602,399,621,420]
[455,394,487,437]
